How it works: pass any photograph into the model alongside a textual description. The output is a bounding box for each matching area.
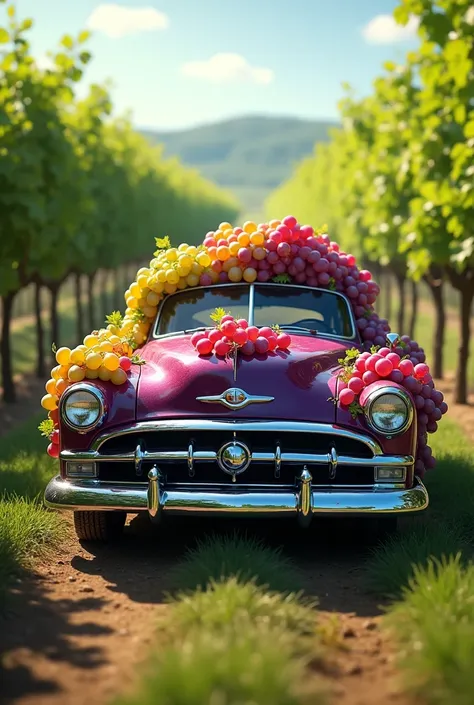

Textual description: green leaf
[0,28,10,43]
[79,51,92,65]
[454,104,466,125]
[38,418,55,439]
[61,34,74,50]
[7,5,14,17]
[20,18,33,30]
[464,121,474,139]
[78,30,90,43]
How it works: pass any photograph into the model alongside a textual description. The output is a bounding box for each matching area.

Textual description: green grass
[116,575,325,705]
[169,578,317,638]
[367,419,474,597]
[387,555,474,705]
[169,533,303,594]
[0,414,64,604]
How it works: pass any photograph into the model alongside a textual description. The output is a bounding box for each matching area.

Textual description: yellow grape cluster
[41,327,134,412]
[40,219,266,419]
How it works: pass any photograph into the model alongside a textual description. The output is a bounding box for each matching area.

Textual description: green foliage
[0,0,239,297]
[387,554,474,705]
[367,419,474,596]
[169,533,303,593]
[168,578,317,638]
[116,578,325,705]
[0,414,67,604]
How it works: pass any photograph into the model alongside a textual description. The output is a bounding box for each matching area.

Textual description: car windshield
[154,284,355,339]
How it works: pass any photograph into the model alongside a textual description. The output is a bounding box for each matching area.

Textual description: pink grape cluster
[338,347,448,477]
[191,315,292,357]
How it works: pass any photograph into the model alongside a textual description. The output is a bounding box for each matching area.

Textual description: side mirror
[386,333,400,349]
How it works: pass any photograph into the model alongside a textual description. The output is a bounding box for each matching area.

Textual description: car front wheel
[73,511,126,542]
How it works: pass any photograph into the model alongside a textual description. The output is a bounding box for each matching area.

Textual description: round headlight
[365,388,413,436]
[61,385,105,432]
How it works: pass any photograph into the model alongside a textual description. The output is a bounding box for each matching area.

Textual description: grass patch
[0,497,66,599]
[169,577,317,638]
[116,627,309,705]
[367,521,468,598]
[387,554,474,705]
[117,578,326,705]
[0,414,64,604]
[170,533,302,594]
[367,419,474,596]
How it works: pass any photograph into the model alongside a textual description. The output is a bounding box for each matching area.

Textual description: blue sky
[13,0,419,132]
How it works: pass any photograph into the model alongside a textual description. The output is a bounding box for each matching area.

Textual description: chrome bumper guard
[44,471,429,523]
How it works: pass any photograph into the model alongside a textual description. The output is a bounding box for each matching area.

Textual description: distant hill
[141,116,338,217]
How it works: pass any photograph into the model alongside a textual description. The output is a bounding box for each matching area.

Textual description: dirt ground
[0,514,418,705]
[1,372,471,705]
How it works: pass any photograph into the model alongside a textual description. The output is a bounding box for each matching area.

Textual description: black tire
[73,511,126,542]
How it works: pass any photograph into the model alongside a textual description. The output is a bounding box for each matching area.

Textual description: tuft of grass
[366,521,468,598]
[117,578,326,705]
[367,420,474,597]
[0,414,65,603]
[115,627,311,705]
[0,497,66,603]
[169,577,317,638]
[169,532,303,594]
[387,554,474,705]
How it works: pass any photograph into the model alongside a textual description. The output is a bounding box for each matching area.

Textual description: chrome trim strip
[60,447,413,468]
[60,384,107,435]
[151,282,358,343]
[44,476,429,515]
[88,420,385,455]
[364,386,414,438]
[196,387,274,410]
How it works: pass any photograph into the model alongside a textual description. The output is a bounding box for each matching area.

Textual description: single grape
[339,388,355,406]
[255,337,269,354]
[119,356,132,372]
[196,338,213,355]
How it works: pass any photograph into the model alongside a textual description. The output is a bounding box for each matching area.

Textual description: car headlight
[61,385,105,432]
[365,387,413,436]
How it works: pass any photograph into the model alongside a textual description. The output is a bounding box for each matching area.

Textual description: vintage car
[44,282,428,541]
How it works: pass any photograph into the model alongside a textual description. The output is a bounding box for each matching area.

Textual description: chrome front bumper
[44,472,429,524]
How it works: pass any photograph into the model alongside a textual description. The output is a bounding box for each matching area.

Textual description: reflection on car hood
[136,334,354,423]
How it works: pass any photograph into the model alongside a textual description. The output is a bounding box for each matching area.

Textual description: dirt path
[1,515,417,705]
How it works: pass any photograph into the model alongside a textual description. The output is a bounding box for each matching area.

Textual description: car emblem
[217,441,251,481]
[196,387,274,410]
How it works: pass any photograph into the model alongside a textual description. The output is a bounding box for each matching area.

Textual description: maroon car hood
[136,334,352,423]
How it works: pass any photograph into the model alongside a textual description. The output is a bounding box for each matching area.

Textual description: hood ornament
[196,387,274,410]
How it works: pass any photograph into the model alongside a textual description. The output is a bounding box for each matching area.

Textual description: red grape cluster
[338,346,447,477]
[191,315,292,357]
[192,215,448,478]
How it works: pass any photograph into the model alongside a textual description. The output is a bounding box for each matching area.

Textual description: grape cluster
[338,347,447,477]
[40,329,136,456]
[191,313,292,357]
[39,214,447,473]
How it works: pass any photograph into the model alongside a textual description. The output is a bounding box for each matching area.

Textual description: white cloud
[362,14,419,44]
[182,53,274,85]
[86,4,169,39]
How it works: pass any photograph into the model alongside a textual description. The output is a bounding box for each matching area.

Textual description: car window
[155,285,250,335]
[253,285,354,338]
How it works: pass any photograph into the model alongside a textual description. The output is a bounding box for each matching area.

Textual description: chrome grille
[61,420,414,490]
